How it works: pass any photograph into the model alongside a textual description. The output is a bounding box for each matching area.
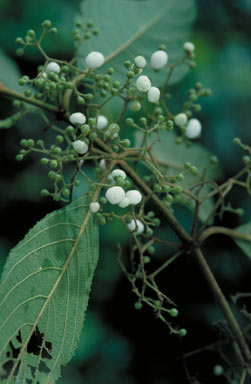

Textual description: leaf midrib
[104,0,177,63]
[7,209,92,383]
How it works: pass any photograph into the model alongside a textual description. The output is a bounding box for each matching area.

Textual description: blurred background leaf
[77,0,196,85]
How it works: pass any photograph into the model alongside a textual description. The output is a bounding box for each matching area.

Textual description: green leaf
[0,48,23,92]
[135,130,221,222]
[0,194,99,384]
[77,0,196,85]
[0,110,28,129]
[234,221,251,260]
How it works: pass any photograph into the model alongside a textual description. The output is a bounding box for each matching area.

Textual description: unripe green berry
[210,155,218,164]
[66,125,75,134]
[134,302,142,310]
[53,194,61,202]
[16,154,23,161]
[153,218,160,226]
[62,188,70,197]
[24,90,32,97]
[109,123,120,134]
[124,60,131,69]
[20,139,28,147]
[113,81,120,89]
[41,158,49,165]
[50,160,58,168]
[74,180,81,187]
[84,32,91,39]
[48,171,56,180]
[143,256,151,263]
[233,137,241,145]
[169,308,178,317]
[81,124,90,135]
[125,118,134,126]
[146,227,154,236]
[148,246,155,255]
[27,139,35,147]
[242,155,250,164]
[41,189,50,197]
[178,328,187,336]
[175,186,183,194]
[121,139,131,148]
[130,100,141,112]
[166,194,174,203]
[123,180,131,189]
[90,132,98,141]
[107,67,114,75]
[99,197,107,205]
[16,37,24,45]
[56,135,64,143]
[16,48,24,56]
[42,20,52,28]
[127,71,134,79]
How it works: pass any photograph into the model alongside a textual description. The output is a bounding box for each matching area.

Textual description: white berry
[125,190,142,205]
[69,112,86,125]
[99,159,106,170]
[183,41,195,53]
[112,169,126,180]
[105,186,125,205]
[45,62,60,74]
[85,51,105,69]
[134,56,146,68]
[97,115,108,130]
[185,118,202,139]
[118,197,130,208]
[174,113,188,127]
[127,219,144,235]
[136,75,151,92]
[150,50,168,70]
[147,87,160,103]
[72,140,88,155]
[90,202,100,213]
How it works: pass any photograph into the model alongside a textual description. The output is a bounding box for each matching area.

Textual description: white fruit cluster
[69,112,86,125]
[183,41,195,53]
[127,219,144,235]
[185,118,202,139]
[85,51,105,69]
[150,50,168,70]
[136,76,160,103]
[90,202,100,213]
[45,62,61,74]
[174,113,188,127]
[147,86,160,103]
[72,140,88,155]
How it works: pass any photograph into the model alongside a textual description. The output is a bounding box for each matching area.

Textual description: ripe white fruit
[90,202,100,213]
[174,113,188,127]
[185,118,202,139]
[69,112,86,125]
[118,197,130,208]
[72,140,88,154]
[127,219,144,235]
[105,186,125,204]
[99,159,106,170]
[112,169,126,180]
[85,51,105,69]
[147,86,160,103]
[183,41,195,53]
[136,75,151,92]
[45,62,61,74]
[125,190,142,205]
[97,115,108,130]
[150,50,168,70]
[134,56,146,68]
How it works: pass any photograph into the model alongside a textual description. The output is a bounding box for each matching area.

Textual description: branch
[198,226,251,246]
[194,248,251,374]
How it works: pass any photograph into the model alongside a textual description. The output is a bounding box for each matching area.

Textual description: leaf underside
[234,221,251,260]
[78,0,196,86]
[0,195,99,384]
[0,48,24,92]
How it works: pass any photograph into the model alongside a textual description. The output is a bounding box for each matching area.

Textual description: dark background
[0,1,251,383]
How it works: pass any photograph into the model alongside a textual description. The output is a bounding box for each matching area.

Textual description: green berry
[41,158,49,165]
[24,90,32,97]
[99,197,107,205]
[50,160,58,168]
[210,155,218,164]
[113,81,120,89]
[66,125,75,134]
[56,135,64,143]
[16,48,24,56]
[90,132,98,141]
[233,137,241,145]
[27,29,35,38]
[148,246,155,255]
[42,20,52,28]
[125,118,134,126]
[74,180,81,187]
[77,96,85,105]
[143,256,151,263]
[20,139,27,147]
[124,60,131,69]
[175,186,183,194]
[107,67,114,75]
[242,155,250,164]
[16,154,23,161]
[121,139,131,148]
[130,100,141,112]
[27,139,35,147]
[16,37,24,45]
[169,308,178,317]
[81,124,90,135]
[166,120,173,130]
[146,227,154,237]
[178,328,187,337]
[41,189,50,197]
[109,123,120,134]
[62,188,70,197]
[134,302,142,310]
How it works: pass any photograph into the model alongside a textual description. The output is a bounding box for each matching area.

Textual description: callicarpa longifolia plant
[0,0,251,383]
